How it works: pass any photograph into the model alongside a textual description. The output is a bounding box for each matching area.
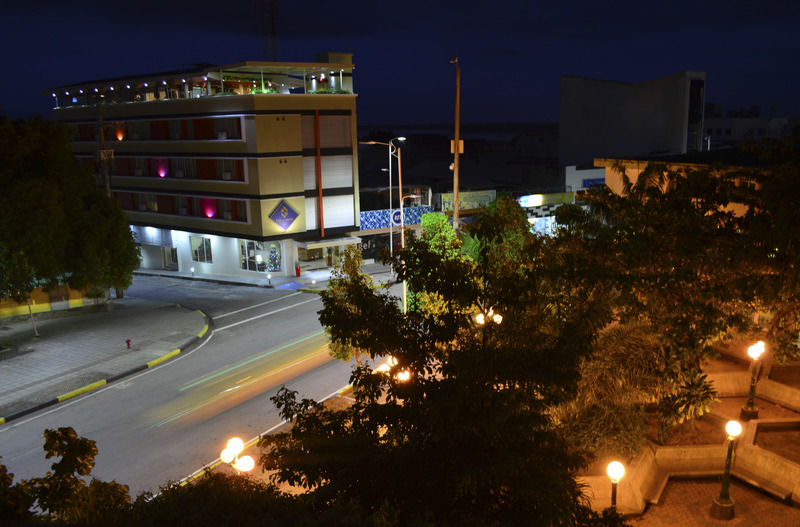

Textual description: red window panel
[235,160,244,181]
[193,118,214,139]
[150,120,169,140]
[114,157,131,176]
[157,195,174,214]
[197,159,216,179]
[78,124,95,141]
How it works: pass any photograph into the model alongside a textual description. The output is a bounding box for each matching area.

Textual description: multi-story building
[50,53,360,280]
[559,71,707,168]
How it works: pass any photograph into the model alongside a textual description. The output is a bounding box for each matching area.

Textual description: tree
[0,427,131,525]
[0,116,139,330]
[261,196,626,526]
[553,135,800,453]
[321,245,383,368]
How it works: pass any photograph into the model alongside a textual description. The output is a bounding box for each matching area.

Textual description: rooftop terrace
[48,60,355,110]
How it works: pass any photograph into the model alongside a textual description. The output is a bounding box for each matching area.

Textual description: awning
[296,236,361,250]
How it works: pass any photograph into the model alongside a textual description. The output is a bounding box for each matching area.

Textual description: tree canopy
[0,116,139,304]
[552,130,800,454]
[261,196,625,526]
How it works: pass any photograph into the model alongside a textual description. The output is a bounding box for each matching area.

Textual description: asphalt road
[0,277,355,495]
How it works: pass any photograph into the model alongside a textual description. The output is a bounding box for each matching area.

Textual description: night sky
[3,1,799,125]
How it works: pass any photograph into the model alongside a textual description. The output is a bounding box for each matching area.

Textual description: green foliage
[656,369,717,442]
[0,116,139,308]
[553,132,800,456]
[261,195,627,526]
[1,427,131,524]
[321,245,381,367]
[0,458,34,522]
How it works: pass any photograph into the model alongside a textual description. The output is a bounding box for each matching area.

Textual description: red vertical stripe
[315,110,324,237]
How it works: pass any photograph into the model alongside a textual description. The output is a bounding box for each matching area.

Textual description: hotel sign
[269,200,299,231]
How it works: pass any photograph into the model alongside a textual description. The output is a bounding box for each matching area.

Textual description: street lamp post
[740,341,765,420]
[606,461,625,511]
[711,420,743,519]
[359,137,406,257]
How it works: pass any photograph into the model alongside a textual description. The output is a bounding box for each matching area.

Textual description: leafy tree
[553,133,800,453]
[261,196,627,526]
[0,116,139,330]
[322,245,383,368]
[0,427,131,524]
[404,211,465,314]
[0,458,34,523]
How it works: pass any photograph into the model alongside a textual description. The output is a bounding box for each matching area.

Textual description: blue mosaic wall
[360,206,434,230]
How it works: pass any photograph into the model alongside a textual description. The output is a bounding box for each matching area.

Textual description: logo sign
[391,209,402,226]
[269,200,299,231]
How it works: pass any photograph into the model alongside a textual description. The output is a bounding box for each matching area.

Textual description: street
[0,276,355,495]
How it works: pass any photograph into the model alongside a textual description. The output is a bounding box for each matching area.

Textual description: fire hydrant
[126,339,131,349]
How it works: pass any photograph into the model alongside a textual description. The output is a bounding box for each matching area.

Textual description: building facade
[51,53,360,280]
[559,71,707,167]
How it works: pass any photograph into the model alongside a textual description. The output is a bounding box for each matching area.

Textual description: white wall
[565,165,606,192]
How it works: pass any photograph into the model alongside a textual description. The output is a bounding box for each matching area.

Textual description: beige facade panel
[255,156,304,195]
[254,114,302,153]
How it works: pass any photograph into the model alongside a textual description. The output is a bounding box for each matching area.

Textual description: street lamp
[399,192,423,313]
[220,437,255,474]
[359,137,406,257]
[711,420,742,519]
[606,461,625,511]
[740,341,765,420]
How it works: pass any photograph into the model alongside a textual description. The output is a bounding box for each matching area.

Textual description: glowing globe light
[220,448,235,464]
[232,455,255,472]
[725,420,742,439]
[606,461,625,483]
[747,341,765,360]
[226,437,244,454]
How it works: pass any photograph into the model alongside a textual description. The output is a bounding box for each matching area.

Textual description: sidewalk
[0,297,209,422]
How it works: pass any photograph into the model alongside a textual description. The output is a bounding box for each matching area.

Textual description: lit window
[190,236,213,263]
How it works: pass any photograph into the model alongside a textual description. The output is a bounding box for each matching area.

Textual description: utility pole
[96,95,113,197]
[96,93,118,298]
[450,57,461,230]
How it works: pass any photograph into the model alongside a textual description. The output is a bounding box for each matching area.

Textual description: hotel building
[50,52,360,280]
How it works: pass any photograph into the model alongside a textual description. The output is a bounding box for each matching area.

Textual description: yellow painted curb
[57,380,107,402]
[197,324,208,338]
[147,349,180,368]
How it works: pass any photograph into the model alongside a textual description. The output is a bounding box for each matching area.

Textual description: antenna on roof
[255,0,280,61]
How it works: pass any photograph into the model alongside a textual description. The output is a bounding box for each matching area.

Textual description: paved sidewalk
[0,297,209,422]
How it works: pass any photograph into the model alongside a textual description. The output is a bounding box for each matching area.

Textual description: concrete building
[703,103,799,150]
[50,53,360,280]
[559,71,707,168]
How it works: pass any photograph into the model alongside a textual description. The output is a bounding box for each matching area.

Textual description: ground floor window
[239,240,281,272]
[190,236,213,263]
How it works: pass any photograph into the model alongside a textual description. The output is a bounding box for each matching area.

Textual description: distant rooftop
[596,146,766,169]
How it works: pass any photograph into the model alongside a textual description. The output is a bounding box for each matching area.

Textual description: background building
[51,53,360,280]
[559,71,707,167]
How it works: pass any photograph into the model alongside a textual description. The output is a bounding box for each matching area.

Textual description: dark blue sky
[3,0,799,125]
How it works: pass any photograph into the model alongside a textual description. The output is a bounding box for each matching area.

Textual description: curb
[0,311,212,426]
[133,270,279,289]
[176,383,354,489]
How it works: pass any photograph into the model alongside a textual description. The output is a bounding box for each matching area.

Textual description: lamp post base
[739,406,759,421]
[711,497,735,520]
